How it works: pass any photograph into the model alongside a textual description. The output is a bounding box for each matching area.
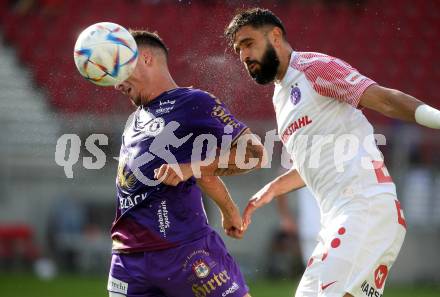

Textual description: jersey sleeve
[300,55,376,108]
[186,90,248,146]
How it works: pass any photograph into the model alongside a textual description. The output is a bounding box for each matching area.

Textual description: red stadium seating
[0,0,438,121]
[0,224,39,262]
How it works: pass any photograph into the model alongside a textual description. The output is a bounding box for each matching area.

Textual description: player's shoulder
[291,51,343,71]
[183,88,222,105]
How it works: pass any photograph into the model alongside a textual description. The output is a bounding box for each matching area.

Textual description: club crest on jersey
[290,84,301,105]
[145,117,165,136]
[192,259,211,279]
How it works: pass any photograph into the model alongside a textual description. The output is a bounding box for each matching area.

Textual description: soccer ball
[73,22,138,86]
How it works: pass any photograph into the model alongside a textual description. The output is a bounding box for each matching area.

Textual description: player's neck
[275,46,293,83]
[143,72,178,104]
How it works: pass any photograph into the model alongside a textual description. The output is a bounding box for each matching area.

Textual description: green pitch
[0,274,439,297]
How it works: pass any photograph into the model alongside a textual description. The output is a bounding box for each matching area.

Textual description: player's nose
[244,57,254,70]
[240,49,250,63]
[240,52,247,63]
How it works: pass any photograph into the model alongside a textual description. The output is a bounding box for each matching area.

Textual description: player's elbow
[381,99,395,118]
[196,175,218,186]
[196,175,220,191]
[361,85,398,117]
[382,88,419,121]
[382,88,402,114]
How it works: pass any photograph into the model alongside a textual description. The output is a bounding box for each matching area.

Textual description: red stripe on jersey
[290,52,376,108]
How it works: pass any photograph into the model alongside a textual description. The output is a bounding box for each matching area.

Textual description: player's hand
[242,183,275,230]
[154,163,193,186]
[222,205,245,239]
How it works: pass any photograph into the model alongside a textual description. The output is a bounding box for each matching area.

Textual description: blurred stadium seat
[0,0,438,121]
[0,224,39,267]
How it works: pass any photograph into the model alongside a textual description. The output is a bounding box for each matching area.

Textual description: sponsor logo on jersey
[157,200,170,238]
[191,269,232,297]
[290,84,301,105]
[360,280,383,297]
[119,192,149,210]
[155,106,174,115]
[107,275,128,295]
[281,115,313,143]
[211,105,240,128]
[193,259,211,279]
[145,117,165,136]
[222,282,239,296]
[159,99,176,106]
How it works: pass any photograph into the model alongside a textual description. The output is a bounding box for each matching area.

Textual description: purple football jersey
[111,88,247,253]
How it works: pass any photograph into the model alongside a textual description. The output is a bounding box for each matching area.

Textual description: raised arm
[201,128,267,176]
[289,54,440,129]
[242,168,306,229]
[196,176,244,239]
[359,84,440,128]
[154,128,267,185]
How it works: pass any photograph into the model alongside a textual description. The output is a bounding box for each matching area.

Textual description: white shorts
[295,193,406,297]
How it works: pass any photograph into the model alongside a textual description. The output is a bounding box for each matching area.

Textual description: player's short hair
[129,30,169,58]
[225,8,286,47]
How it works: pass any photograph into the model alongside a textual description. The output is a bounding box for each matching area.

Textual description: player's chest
[273,74,317,126]
[122,106,188,149]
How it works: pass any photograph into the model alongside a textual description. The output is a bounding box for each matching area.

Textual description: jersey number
[395,200,407,229]
[372,160,393,183]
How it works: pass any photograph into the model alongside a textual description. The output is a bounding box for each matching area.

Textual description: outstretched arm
[242,169,306,229]
[359,85,440,128]
[196,176,244,239]
[202,128,267,176]
[154,128,267,185]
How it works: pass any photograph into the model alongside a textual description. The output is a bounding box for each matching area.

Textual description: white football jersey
[273,52,396,223]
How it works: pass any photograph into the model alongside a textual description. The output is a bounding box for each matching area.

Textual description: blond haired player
[225,8,440,297]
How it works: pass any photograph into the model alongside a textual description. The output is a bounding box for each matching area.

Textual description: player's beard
[247,42,280,85]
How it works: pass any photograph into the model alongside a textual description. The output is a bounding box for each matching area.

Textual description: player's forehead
[233,26,265,47]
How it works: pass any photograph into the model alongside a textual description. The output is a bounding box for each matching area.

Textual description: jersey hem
[111,228,211,254]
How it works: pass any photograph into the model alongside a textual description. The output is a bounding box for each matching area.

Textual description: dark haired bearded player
[225,8,440,297]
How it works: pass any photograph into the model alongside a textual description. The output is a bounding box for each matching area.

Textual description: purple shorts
[108,231,249,297]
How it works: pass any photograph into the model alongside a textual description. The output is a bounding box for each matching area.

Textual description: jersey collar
[275,51,296,88]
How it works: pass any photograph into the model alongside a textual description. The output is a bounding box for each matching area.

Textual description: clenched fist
[154,163,193,186]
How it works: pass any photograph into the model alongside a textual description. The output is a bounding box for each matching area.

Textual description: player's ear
[139,48,153,65]
[146,54,152,65]
[271,26,283,47]
[142,50,153,65]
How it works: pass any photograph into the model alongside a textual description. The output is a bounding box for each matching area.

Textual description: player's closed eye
[235,39,253,54]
